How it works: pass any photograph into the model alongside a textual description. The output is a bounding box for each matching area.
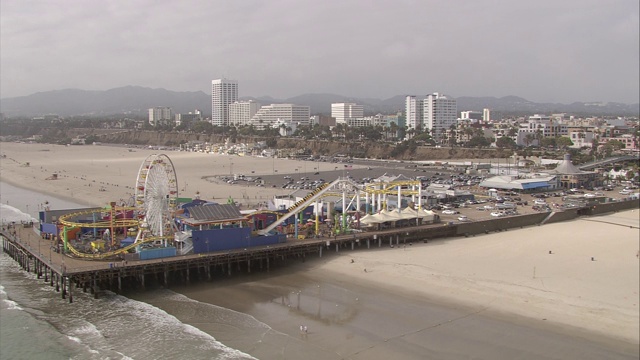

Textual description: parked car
[442,209,458,215]
[458,215,470,222]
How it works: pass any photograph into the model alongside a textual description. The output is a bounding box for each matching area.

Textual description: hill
[1,87,637,118]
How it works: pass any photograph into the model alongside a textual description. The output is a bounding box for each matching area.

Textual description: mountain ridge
[1,86,637,118]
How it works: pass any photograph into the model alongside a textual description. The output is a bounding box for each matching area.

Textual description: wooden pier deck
[1,221,457,303]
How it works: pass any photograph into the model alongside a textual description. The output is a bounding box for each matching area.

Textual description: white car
[490,211,506,217]
[534,199,547,205]
[458,215,470,222]
[442,209,458,215]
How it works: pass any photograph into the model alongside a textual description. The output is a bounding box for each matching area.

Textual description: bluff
[95,130,506,160]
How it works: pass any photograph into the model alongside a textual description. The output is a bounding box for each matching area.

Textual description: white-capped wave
[166,290,277,332]
[67,335,82,343]
[108,292,258,359]
[3,298,23,310]
[69,321,103,338]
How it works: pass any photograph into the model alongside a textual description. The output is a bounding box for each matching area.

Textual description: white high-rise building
[249,104,310,130]
[483,108,491,122]
[148,107,173,126]
[331,103,364,124]
[229,100,261,127]
[405,96,424,131]
[211,79,238,127]
[460,111,483,120]
[424,93,457,141]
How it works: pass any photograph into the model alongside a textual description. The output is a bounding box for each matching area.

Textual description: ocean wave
[2,298,23,310]
[67,335,82,343]
[165,290,275,331]
[69,321,103,339]
[105,291,257,359]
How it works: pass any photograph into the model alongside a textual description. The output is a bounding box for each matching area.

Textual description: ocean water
[0,182,256,360]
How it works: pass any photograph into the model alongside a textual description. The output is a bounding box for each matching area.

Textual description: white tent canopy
[360,207,436,225]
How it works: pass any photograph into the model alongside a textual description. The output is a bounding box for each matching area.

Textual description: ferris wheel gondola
[134,154,179,239]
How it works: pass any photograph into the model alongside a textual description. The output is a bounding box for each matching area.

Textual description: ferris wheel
[134,154,179,238]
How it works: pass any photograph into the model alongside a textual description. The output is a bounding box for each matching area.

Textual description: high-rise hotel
[405,93,456,141]
[211,79,238,126]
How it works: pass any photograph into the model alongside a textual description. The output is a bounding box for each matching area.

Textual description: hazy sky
[1,0,638,103]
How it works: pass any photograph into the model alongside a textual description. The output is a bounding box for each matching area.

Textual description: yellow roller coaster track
[363,180,421,195]
[64,234,172,260]
[58,207,141,228]
[58,206,173,260]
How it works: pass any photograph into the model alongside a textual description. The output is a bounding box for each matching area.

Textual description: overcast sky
[1,0,638,104]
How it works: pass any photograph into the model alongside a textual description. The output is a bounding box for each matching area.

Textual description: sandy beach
[1,141,639,356]
[313,211,640,342]
[0,142,353,208]
[166,210,639,359]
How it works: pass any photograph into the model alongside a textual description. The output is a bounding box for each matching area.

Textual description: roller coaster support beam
[342,190,347,230]
[315,200,320,236]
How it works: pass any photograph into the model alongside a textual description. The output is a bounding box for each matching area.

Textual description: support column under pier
[68,278,73,303]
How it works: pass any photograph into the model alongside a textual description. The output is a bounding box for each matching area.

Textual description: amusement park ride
[58,154,179,259]
[56,154,427,260]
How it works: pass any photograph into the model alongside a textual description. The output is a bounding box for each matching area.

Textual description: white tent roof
[361,207,435,224]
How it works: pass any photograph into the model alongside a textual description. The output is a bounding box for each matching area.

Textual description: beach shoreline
[1,141,638,356]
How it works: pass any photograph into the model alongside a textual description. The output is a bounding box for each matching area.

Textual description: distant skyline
[1,1,638,104]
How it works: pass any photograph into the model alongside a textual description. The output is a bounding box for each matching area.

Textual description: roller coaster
[256,178,422,235]
[57,206,174,260]
[57,152,424,257]
[57,154,179,260]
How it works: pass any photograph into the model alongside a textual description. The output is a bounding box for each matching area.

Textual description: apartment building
[211,79,238,127]
[148,107,173,126]
[250,104,310,130]
[331,103,364,124]
[229,100,261,127]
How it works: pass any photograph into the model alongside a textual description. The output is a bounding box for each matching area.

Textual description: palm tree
[389,122,398,141]
[524,133,535,147]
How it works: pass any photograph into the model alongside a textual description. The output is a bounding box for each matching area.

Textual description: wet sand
[164,210,639,359]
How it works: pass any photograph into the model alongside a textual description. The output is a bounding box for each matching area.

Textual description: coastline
[1,141,638,356]
[169,216,639,359]
[309,212,640,344]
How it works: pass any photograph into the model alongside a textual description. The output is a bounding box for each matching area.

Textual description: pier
[1,221,456,303]
[3,197,637,303]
